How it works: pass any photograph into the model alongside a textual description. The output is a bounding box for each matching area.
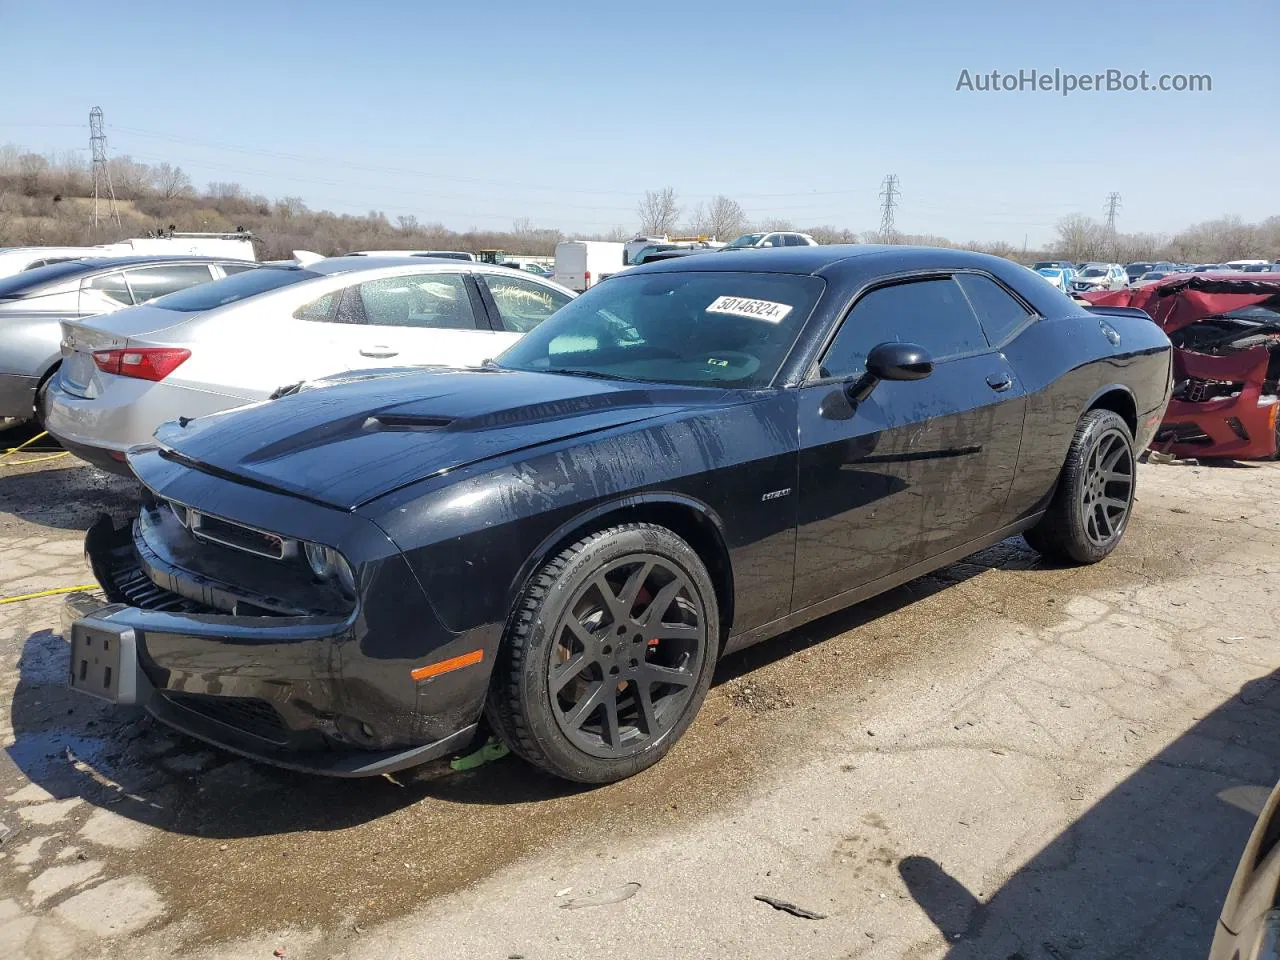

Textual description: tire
[486,523,720,783]
[1024,409,1137,565]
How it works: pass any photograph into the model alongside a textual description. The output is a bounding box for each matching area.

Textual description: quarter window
[356,272,478,329]
[296,292,337,321]
[483,274,571,333]
[83,272,134,305]
[955,274,1034,347]
[821,277,988,377]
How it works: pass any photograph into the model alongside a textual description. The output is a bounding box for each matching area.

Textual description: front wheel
[1024,409,1136,564]
[487,523,719,783]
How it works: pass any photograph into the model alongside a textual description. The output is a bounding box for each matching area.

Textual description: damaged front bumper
[1153,345,1279,460]
[64,516,482,777]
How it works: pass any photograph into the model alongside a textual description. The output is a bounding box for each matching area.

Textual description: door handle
[360,346,399,359]
[986,373,1014,392]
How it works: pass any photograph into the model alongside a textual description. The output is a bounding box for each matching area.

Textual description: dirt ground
[1,441,1277,960]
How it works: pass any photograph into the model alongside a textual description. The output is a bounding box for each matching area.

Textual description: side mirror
[845,341,933,404]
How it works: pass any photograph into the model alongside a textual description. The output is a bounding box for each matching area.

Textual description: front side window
[124,264,216,303]
[497,270,825,388]
[356,272,477,329]
[483,273,572,333]
[821,277,988,378]
[83,271,133,305]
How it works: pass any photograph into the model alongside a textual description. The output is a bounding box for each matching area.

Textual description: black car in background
[65,246,1173,784]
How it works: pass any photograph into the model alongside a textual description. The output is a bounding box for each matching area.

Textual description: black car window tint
[822,277,987,377]
[955,274,1034,347]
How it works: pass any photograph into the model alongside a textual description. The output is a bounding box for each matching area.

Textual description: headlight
[304,542,357,598]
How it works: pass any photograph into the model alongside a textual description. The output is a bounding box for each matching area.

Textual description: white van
[553,241,625,292]
[0,232,258,279]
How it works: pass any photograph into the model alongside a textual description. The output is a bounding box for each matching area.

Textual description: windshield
[1080,267,1107,278]
[150,266,320,311]
[495,271,825,388]
[1125,264,1151,278]
[723,234,765,250]
[0,259,94,297]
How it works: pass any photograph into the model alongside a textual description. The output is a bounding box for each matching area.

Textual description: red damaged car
[1085,273,1280,460]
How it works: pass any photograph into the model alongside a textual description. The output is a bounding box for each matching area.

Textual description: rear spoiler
[1082,304,1153,322]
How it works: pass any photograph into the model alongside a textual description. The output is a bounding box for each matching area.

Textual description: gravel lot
[1,441,1278,960]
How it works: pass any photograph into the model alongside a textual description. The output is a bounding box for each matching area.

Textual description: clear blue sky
[2,0,1276,246]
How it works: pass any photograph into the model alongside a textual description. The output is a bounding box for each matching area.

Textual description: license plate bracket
[68,619,141,704]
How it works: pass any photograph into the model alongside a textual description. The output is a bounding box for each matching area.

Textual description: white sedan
[44,257,575,473]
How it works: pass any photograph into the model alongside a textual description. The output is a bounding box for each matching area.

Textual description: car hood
[147,368,745,509]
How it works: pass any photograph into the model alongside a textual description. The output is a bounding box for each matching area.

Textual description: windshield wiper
[542,368,646,383]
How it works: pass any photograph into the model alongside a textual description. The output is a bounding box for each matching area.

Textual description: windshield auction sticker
[706,296,794,323]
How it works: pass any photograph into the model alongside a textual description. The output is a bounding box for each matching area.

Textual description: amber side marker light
[411,649,484,682]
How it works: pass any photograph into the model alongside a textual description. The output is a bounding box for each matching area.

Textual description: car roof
[304,256,562,278]
[632,243,1038,278]
[57,254,252,270]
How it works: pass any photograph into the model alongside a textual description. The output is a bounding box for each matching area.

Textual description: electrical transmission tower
[1103,191,1121,257]
[89,106,121,231]
[879,174,900,243]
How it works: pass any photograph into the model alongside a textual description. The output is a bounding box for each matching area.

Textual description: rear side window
[150,266,321,311]
[482,273,572,333]
[219,262,257,275]
[124,264,215,303]
[83,271,134,305]
[956,274,1034,347]
[356,272,478,329]
[822,277,987,377]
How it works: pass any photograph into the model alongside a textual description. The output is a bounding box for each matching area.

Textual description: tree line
[0,144,1275,264]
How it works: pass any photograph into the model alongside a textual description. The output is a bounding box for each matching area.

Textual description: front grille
[165,692,290,744]
[186,508,298,561]
[101,533,214,614]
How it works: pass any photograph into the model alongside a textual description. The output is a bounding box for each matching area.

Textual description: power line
[879,174,900,243]
[1104,191,1122,257]
[89,106,120,231]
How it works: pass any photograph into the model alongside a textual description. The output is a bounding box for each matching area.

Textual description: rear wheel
[487,523,718,783]
[1024,409,1136,564]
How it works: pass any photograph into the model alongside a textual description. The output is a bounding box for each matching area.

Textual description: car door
[475,272,573,350]
[791,274,1027,611]
[331,270,493,368]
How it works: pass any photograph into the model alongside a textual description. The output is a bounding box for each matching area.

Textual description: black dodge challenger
[65,246,1172,783]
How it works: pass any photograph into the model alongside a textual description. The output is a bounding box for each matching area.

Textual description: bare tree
[277,196,309,218]
[396,213,419,231]
[154,163,193,200]
[702,195,745,240]
[637,187,680,235]
[1054,214,1107,262]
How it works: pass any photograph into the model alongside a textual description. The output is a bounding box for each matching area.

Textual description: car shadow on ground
[4,538,1042,835]
[897,668,1280,959]
[0,461,140,532]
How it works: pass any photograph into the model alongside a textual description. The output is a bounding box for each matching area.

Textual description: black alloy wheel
[487,523,719,783]
[548,554,707,759]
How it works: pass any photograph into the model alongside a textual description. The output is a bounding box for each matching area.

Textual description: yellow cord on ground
[0,585,98,605]
[1,430,70,466]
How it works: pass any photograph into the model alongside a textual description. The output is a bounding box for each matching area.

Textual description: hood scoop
[365,413,454,431]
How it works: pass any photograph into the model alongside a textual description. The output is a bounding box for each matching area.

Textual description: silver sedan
[44,257,574,473]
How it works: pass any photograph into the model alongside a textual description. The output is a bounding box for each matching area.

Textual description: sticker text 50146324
[706,295,794,324]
